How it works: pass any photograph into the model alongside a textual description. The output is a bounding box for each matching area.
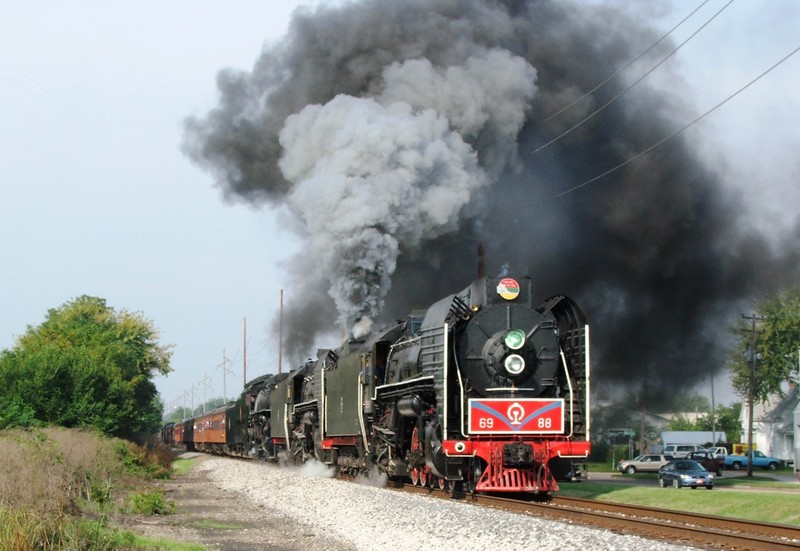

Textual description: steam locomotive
[163,275,590,494]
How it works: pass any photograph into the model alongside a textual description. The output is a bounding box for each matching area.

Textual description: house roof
[762,385,799,422]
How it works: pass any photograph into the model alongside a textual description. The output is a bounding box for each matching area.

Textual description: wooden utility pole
[279,289,284,374]
[243,316,247,386]
[741,313,764,478]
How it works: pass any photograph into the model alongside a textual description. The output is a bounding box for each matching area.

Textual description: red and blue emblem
[468,398,564,434]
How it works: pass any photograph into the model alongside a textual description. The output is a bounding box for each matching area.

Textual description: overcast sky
[1,1,797,412]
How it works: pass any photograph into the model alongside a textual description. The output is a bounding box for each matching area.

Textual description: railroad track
[187,454,800,549]
[392,482,800,550]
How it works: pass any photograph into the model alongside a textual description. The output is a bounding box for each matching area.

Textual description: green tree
[693,402,742,444]
[0,296,172,439]
[729,287,800,401]
[665,414,697,432]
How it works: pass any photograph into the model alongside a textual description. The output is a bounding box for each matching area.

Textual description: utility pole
[190,383,197,417]
[279,289,284,374]
[180,390,189,420]
[710,369,717,446]
[742,313,765,478]
[243,316,248,386]
[639,361,647,455]
[200,372,212,414]
[184,391,190,419]
[217,349,234,403]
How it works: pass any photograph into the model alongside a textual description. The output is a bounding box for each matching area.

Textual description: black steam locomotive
[163,275,590,494]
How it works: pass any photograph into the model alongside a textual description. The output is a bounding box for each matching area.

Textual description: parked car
[663,444,706,458]
[658,460,714,489]
[723,450,782,470]
[617,454,674,474]
[685,450,724,475]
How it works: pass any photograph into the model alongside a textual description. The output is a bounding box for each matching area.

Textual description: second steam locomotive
[164,275,590,494]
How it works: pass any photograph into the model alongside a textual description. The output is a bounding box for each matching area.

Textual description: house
[740,385,798,465]
[795,399,800,469]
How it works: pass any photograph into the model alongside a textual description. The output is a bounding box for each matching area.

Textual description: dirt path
[122,454,354,550]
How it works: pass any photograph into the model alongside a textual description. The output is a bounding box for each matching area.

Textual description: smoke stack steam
[183,0,799,408]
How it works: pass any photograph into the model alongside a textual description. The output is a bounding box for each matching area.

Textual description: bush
[127,491,176,515]
[115,439,172,480]
[0,508,119,551]
[0,395,37,430]
[589,440,610,462]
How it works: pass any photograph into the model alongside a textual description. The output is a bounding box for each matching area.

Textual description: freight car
[165,274,590,494]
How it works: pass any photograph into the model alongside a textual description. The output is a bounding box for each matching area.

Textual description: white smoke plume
[277,49,536,330]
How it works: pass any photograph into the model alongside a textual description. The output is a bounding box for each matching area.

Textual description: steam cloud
[183,0,800,407]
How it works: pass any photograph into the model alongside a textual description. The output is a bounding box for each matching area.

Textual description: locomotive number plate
[468,398,564,434]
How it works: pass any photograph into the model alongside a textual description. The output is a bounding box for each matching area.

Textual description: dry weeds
[0,427,123,514]
[0,427,177,550]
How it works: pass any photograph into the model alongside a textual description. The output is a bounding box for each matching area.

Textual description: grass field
[558,465,800,526]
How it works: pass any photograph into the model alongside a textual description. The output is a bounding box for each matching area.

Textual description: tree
[0,296,172,439]
[695,403,742,445]
[729,287,800,402]
[665,414,697,432]
[673,392,711,414]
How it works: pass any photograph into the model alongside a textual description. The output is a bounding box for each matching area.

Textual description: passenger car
[617,454,674,474]
[658,460,714,489]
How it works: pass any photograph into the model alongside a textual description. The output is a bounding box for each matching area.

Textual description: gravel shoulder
[122,454,355,550]
[123,454,700,551]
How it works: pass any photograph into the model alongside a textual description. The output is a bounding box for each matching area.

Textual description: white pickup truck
[706,446,729,458]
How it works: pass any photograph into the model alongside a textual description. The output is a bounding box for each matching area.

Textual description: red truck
[686,450,724,475]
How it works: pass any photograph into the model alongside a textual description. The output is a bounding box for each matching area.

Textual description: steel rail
[392,482,800,550]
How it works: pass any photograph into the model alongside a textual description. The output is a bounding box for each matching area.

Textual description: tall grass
[0,427,176,550]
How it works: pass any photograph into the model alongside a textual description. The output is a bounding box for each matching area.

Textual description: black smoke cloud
[183,0,799,407]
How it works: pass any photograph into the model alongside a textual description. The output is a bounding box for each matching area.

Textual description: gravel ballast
[196,456,701,551]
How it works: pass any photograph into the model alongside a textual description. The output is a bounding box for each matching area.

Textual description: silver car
[617,454,674,474]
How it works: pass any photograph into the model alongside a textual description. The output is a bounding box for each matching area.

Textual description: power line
[533,0,735,155]
[555,43,800,198]
[541,0,712,125]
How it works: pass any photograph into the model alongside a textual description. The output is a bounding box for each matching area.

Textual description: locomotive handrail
[559,349,575,439]
[292,399,318,414]
[374,375,435,399]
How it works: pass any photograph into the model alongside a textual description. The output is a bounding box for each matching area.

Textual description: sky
[1,1,798,414]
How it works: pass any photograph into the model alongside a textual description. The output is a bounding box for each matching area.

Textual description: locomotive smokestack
[477,242,486,280]
[183,0,800,407]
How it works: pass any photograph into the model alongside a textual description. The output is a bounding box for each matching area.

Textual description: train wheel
[426,470,437,489]
[465,460,482,494]
[410,426,425,487]
[437,477,446,490]
[446,480,457,492]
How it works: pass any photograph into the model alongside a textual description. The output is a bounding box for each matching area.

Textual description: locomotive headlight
[504,329,526,350]
[504,354,525,375]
